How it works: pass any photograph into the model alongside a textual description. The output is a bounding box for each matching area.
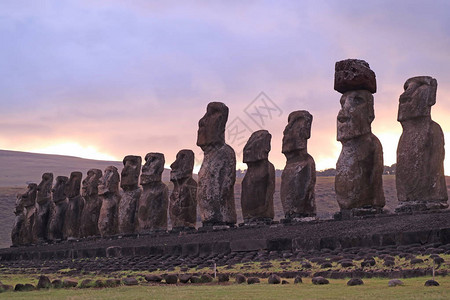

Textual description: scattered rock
[302,262,312,269]
[294,276,303,284]
[388,279,404,287]
[361,259,376,267]
[105,279,121,287]
[15,283,35,292]
[201,274,213,283]
[410,258,424,264]
[51,279,63,289]
[281,280,289,284]
[63,279,78,288]
[179,274,191,284]
[190,276,202,283]
[347,278,364,286]
[218,274,229,282]
[235,274,246,284]
[247,277,260,284]
[268,274,281,284]
[165,274,178,284]
[145,274,162,282]
[424,280,439,286]
[123,277,139,286]
[80,279,93,288]
[37,275,51,289]
[312,276,329,285]
[94,280,105,288]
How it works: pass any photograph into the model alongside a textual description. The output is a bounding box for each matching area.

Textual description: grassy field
[0,276,448,300]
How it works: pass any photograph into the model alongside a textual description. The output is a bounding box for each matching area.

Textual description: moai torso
[137,153,168,232]
[98,166,120,237]
[118,155,142,234]
[280,111,316,219]
[63,172,84,239]
[33,173,53,242]
[48,176,69,241]
[396,76,448,211]
[196,102,237,226]
[80,169,102,237]
[241,130,275,223]
[169,150,197,229]
[21,183,38,245]
[11,195,26,247]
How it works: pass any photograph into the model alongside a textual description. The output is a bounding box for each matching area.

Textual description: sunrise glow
[32,142,118,162]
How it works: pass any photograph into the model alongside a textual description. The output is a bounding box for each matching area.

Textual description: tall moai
[80,169,103,237]
[396,76,448,212]
[63,171,84,239]
[21,183,38,244]
[137,153,168,232]
[11,194,25,247]
[169,149,197,230]
[241,130,275,224]
[33,173,53,243]
[280,111,316,220]
[197,102,237,227]
[98,166,120,237]
[334,59,385,217]
[118,155,142,234]
[48,176,69,241]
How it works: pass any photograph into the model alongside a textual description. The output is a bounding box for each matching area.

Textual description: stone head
[52,176,68,203]
[14,194,24,214]
[120,155,142,190]
[21,183,37,208]
[337,90,374,142]
[243,130,271,163]
[334,59,377,94]
[197,102,229,150]
[170,149,194,181]
[98,166,120,195]
[82,169,102,197]
[282,111,313,154]
[66,171,82,198]
[141,153,165,185]
[37,172,53,204]
[398,76,437,122]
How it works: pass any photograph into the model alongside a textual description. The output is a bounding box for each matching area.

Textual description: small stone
[179,274,191,284]
[165,274,178,284]
[51,279,63,288]
[340,260,354,268]
[281,280,289,284]
[190,276,202,283]
[37,275,51,289]
[94,280,105,288]
[268,274,281,284]
[63,279,78,288]
[388,279,404,287]
[424,280,439,286]
[347,278,364,286]
[201,274,213,283]
[312,276,329,285]
[145,274,162,282]
[361,259,376,267]
[80,279,93,288]
[105,279,121,287]
[247,277,260,284]
[218,274,229,282]
[294,276,303,284]
[122,277,139,286]
[302,262,312,269]
[235,274,246,284]
[410,258,424,264]
[321,262,332,268]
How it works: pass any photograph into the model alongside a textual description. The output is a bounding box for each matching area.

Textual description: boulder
[268,274,281,284]
[347,278,364,286]
[247,277,260,284]
[312,276,329,285]
[235,274,246,284]
[37,275,51,289]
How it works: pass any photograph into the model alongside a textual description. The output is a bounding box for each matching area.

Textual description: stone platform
[1,210,450,262]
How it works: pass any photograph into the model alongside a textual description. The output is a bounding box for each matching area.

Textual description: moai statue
[11,194,25,247]
[241,130,275,224]
[48,176,69,241]
[63,172,84,239]
[334,59,385,217]
[197,102,237,227]
[98,166,120,237]
[169,149,197,230]
[118,155,142,235]
[21,183,38,244]
[280,112,316,220]
[33,173,53,243]
[137,153,169,232]
[396,76,448,212]
[79,169,103,238]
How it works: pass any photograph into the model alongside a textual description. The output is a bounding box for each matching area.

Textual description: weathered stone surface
[33,173,53,243]
[281,111,316,219]
[122,277,139,286]
[48,176,69,241]
[165,274,178,284]
[424,279,439,286]
[11,195,25,247]
[335,88,385,211]
[138,153,168,232]
[37,275,51,289]
[98,166,120,237]
[241,130,275,222]
[388,279,403,287]
[20,183,37,245]
[64,172,84,239]
[235,274,246,284]
[80,169,103,238]
[169,150,197,229]
[396,76,448,212]
[294,276,303,284]
[268,274,281,284]
[201,274,213,283]
[197,102,237,226]
[118,155,142,234]
[347,278,364,286]
[334,59,376,94]
[63,278,78,288]
[218,274,229,282]
[247,277,260,284]
[145,274,162,282]
[312,276,329,285]
[179,274,191,283]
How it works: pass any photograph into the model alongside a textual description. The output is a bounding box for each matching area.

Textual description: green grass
[0,276,449,300]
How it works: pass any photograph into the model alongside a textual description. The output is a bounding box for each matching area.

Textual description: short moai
[241,130,275,224]
[79,169,103,238]
[396,76,448,212]
[197,102,237,227]
[98,166,120,237]
[169,149,197,230]
[63,172,84,239]
[48,176,69,241]
[118,155,142,235]
[33,173,53,243]
[137,153,169,232]
[280,111,316,220]
[11,194,26,247]
[21,183,38,244]
[334,59,385,217]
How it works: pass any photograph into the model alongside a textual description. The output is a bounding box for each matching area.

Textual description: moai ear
[427,78,437,107]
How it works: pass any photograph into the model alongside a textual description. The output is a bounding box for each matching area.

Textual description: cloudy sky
[1,0,450,173]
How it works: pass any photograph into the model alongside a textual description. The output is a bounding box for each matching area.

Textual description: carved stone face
[141,153,165,185]
[398,76,437,122]
[66,172,82,198]
[337,90,374,142]
[196,102,228,150]
[82,169,102,197]
[120,155,142,189]
[37,173,53,203]
[52,176,68,203]
[243,130,271,163]
[282,111,312,154]
[98,166,120,195]
[170,150,194,181]
[21,183,37,207]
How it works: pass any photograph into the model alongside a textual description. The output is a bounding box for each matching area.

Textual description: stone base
[281,216,317,224]
[395,201,449,213]
[170,226,196,234]
[239,218,274,227]
[334,207,384,220]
